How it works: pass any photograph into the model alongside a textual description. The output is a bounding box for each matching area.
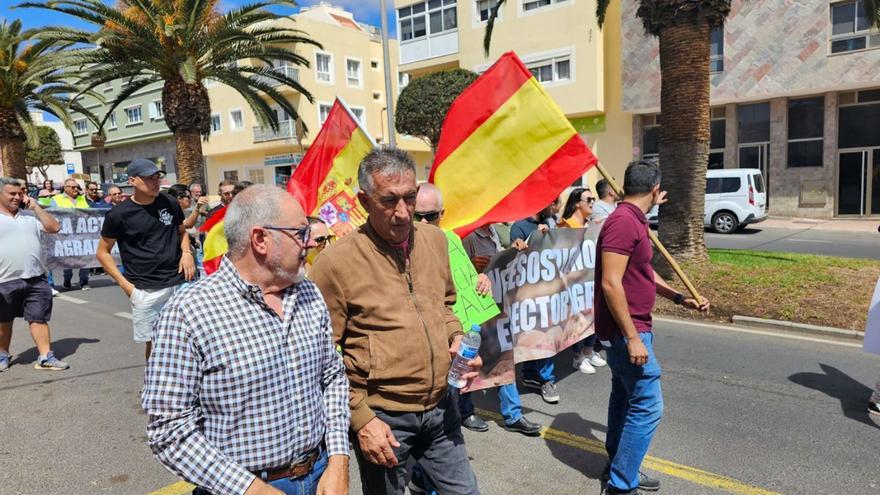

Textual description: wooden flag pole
[594,162,704,302]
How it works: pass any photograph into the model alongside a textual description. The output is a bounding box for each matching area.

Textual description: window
[642,114,660,160]
[124,105,142,125]
[150,100,164,120]
[108,113,117,130]
[477,0,500,21]
[710,27,724,72]
[103,82,113,92]
[230,109,243,130]
[246,168,265,185]
[830,0,878,54]
[523,0,567,12]
[74,119,88,136]
[350,107,366,126]
[709,107,726,169]
[706,177,741,194]
[222,170,239,182]
[371,59,380,70]
[346,58,362,88]
[319,103,333,126]
[210,113,222,132]
[787,96,824,168]
[838,90,880,149]
[527,56,571,84]
[399,0,456,42]
[737,102,770,143]
[398,72,410,94]
[316,52,333,83]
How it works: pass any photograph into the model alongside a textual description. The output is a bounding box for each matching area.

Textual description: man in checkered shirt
[142,185,350,495]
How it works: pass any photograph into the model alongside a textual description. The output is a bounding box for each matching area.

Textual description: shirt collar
[217,256,296,303]
[618,201,648,224]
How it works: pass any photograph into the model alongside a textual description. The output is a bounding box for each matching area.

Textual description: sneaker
[461,414,489,432]
[573,353,596,374]
[0,352,9,372]
[407,481,427,495]
[80,284,90,291]
[51,288,59,297]
[602,466,661,492]
[62,281,72,290]
[587,352,607,367]
[539,381,559,403]
[504,417,542,436]
[34,352,69,371]
[869,401,880,416]
[521,377,543,390]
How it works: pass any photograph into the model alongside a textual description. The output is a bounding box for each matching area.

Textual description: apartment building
[27,113,83,185]
[624,0,880,218]
[202,3,432,189]
[394,0,634,185]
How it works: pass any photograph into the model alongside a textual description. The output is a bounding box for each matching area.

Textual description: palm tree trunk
[656,21,711,265]
[0,137,27,179]
[174,131,205,186]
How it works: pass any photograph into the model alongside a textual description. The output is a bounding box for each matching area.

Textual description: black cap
[127,159,165,178]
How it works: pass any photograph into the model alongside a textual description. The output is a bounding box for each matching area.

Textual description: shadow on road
[12,337,100,365]
[544,410,608,481]
[788,363,878,429]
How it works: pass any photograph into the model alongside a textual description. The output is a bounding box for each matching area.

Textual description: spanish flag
[199,206,227,275]
[431,52,598,237]
[288,98,373,238]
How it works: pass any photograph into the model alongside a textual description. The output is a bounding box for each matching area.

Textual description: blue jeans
[522,357,556,383]
[458,384,523,425]
[192,450,327,495]
[572,334,597,355]
[63,268,89,286]
[604,332,664,492]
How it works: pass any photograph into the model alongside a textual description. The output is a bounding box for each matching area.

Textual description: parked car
[648,168,767,234]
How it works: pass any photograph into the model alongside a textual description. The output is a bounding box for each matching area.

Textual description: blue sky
[2,1,394,35]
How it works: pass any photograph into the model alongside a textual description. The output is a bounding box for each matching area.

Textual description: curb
[731,315,864,341]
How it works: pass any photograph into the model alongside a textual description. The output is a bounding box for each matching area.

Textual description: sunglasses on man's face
[413,210,441,222]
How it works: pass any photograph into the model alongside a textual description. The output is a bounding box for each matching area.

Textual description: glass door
[739,143,769,203]
[838,150,867,215]
[873,150,880,215]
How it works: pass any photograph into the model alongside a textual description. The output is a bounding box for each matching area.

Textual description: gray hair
[623,160,662,196]
[225,184,287,259]
[0,177,25,188]
[357,147,416,195]
[416,182,443,209]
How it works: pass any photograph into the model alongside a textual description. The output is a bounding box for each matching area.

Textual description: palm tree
[485,0,730,263]
[0,19,98,179]
[865,0,880,27]
[17,0,320,186]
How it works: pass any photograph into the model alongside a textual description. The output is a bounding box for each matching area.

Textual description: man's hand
[21,196,36,209]
[474,273,491,296]
[196,196,210,211]
[471,255,491,273]
[654,190,668,206]
[512,239,529,251]
[449,334,483,381]
[244,478,284,495]
[316,455,349,495]
[537,224,550,234]
[179,252,195,281]
[356,417,400,468]
[683,296,710,313]
[626,337,649,366]
[121,280,136,298]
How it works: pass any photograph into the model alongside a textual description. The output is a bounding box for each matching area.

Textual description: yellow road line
[477,408,783,495]
[146,410,783,495]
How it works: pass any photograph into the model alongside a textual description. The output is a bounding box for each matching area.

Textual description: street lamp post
[379,0,396,147]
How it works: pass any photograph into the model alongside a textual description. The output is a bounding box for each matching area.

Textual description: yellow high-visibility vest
[51,193,89,209]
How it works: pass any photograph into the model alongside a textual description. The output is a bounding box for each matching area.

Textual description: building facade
[394,0,634,186]
[27,113,83,186]
[201,3,432,190]
[623,0,880,218]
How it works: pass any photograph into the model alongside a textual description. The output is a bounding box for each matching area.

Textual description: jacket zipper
[403,254,435,410]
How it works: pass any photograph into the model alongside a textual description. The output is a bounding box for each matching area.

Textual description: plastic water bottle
[448,324,482,388]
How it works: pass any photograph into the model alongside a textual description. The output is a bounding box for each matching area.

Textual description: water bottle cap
[469,323,481,333]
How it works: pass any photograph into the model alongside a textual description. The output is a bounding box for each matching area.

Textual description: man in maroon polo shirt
[594,160,709,495]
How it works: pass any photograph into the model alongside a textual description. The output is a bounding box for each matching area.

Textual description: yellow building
[202,3,433,191]
[394,0,633,187]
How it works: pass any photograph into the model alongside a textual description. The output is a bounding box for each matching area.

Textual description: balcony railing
[256,65,300,87]
[253,119,299,143]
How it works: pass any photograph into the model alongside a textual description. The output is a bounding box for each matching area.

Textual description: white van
[647,168,767,234]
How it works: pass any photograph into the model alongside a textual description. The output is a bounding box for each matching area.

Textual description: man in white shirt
[0,177,68,372]
[592,178,619,223]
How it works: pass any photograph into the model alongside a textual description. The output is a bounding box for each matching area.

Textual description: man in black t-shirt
[96,159,195,360]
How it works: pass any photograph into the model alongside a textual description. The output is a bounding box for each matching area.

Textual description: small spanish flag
[199,206,227,275]
[431,52,598,238]
[288,98,374,238]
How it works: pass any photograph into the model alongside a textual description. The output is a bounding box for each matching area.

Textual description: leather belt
[254,445,323,482]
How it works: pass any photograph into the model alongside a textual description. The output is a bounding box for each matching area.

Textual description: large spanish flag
[199,206,227,275]
[288,98,373,238]
[431,52,598,237]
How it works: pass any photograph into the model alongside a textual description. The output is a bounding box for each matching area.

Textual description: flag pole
[594,162,703,302]
[379,0,397,147]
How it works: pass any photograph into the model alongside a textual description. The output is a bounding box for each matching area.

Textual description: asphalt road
[1,278,878,495]
[704,226,879,259]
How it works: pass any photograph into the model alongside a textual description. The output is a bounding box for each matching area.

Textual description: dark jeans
[458,384,523,425]
[604,332,664,492]
[192,450,327,495]
[62,268,89,286]
[353,392,480,495]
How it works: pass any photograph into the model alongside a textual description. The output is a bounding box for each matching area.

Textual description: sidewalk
[761,215,879,232]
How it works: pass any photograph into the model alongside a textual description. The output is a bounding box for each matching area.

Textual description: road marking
[147,481,192,495]
[56,294,88,304]
[785,239,833,244]
[114,312,133,320]
[656,317,863,349]
[476,408,783,495]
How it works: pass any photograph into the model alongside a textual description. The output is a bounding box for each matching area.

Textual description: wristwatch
[673,293,685,306]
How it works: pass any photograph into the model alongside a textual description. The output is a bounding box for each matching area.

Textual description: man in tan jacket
[310,148,481,495]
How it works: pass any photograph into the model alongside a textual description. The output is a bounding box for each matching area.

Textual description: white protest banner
[465,228,598,392]
[863,275,880,356]
[38,208,120,270]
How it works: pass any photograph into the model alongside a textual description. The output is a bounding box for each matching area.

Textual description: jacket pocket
[367,330,421,382]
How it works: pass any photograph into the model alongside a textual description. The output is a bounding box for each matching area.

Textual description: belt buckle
[288,450,316,480]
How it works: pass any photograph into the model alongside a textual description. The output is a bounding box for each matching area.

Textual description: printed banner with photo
[39,208,120,270]
[465,228,599,392]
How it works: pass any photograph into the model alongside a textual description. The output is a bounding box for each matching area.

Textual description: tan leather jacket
[310,221,463,431]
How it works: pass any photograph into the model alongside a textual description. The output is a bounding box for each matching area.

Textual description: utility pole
[379,0,396,147]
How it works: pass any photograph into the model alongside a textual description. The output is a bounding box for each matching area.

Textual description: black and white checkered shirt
[142,257,350,495]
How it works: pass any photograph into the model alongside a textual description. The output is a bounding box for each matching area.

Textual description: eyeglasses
[313,234,336,247]
[580,197,595,204]
[88,188,99,192]
[262,224,311,246]
[413,210,441,222]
